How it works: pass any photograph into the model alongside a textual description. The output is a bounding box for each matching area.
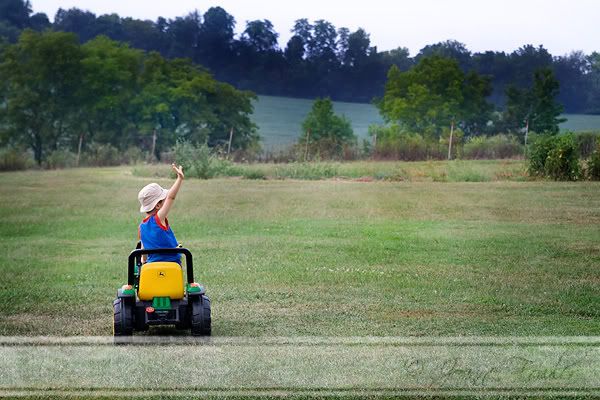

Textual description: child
[137,163,185,264]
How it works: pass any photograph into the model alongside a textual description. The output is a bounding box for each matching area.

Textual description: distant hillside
[252,96,600,150]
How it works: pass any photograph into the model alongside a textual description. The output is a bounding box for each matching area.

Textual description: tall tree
[416,40,472,71]
[79,36,143,148]
[241,19,278,52]
[509,45,553,88]
[165,11,201,60]
[0,30,83,163]
[301,97,355,158]
[504,68,565,134]
[587,52,600,113]
[336,27,349,63]
[345,28,370,67]
[308,19,337,63]
[378,55,492,138]
[552,51,590,113]
[197,7,235,72]
[121,18,163,52]
[0,0,31,29]
[291,18,312,53]
[529,68,566,134]
[284,35,304,63]
[28,12,50,31]
[380,47,412,71]
[53,8,97,42]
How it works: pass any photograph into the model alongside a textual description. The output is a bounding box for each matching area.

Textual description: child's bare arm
[157,164,184,224]
[140,242,147,263]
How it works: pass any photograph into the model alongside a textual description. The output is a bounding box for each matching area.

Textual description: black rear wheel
[191,295,211,336]
[113,298,134,336]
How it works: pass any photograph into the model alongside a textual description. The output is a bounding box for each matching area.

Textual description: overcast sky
[31,0,600,56]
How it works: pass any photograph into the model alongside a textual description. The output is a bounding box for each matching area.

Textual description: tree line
[0,29,258,164]
[1,0,599,113]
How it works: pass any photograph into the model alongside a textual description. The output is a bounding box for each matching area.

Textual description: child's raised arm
[157,164,184,225]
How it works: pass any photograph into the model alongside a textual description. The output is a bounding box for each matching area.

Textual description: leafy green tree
[530,68,566,134]
[344,28,370,67]
[461,71,494,135]
[509,45,553,88]
[308,20,337,66]
[378,55,492,138]
[79,36,143,148]
[241,20,278,52]
[0,0,31,29]
[284,35,304,63]
[300,97,355,158]
[28,12,50,31]
[503,85,531,134]
[121,18,163,52]
[94,13,125,42]
[336,27,349,62]
[165,12,201,60]
[0,30,259,163]
[0,30,83,163]
[587,52,600,113]
[504,67,565,135]
[553,51,589,113]
[416,40,472,71]
[136,54,258,155]
[0,20,20,42]
[291,18,312,53]
[197,7,235,71]
[53,8,98,42]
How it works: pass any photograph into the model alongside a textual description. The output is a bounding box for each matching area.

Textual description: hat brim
[139,188,169,213]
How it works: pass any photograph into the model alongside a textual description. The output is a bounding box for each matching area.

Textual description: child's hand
[172,163,184,179]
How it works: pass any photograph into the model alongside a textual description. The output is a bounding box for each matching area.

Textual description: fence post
[524,118,529,157]
[76,133,83,167]
[373,133,377,157]
[151,129,157,162]
[304,129,311,162]
[227,127,234,156]
[447,119,455,160]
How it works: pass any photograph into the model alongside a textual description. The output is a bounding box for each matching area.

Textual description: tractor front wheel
[113,298,134,336]
[191,295,211,336]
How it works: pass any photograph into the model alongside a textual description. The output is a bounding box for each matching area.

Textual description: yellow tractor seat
[138,262,184,301]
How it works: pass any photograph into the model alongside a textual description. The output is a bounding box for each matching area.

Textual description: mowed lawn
[0,166,599,336]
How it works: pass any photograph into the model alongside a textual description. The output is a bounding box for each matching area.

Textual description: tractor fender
[187,288,206,297]
[117,288,136,299]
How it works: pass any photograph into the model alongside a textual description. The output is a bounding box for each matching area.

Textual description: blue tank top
[139,214,181,264]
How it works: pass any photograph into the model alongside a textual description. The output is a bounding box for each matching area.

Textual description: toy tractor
[113,244,211,336]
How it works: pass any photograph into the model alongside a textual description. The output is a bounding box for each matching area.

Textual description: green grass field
[252,95,600,149]
[1,162,598,337]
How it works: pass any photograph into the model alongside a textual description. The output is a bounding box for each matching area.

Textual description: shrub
[242,168,267,180]
[273,162,339,180]
[301,98,356,159]
[574,132,598,158]
[122,147,146,165]
[45,149,77,169]
[369,124,436,161]
[173,140,232,179]
[529,133,580,181]
[527,134,554,176]
[83,143,121,167]
[0,147,35,171]
[586,145,600,180]
[463,135,523,159]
